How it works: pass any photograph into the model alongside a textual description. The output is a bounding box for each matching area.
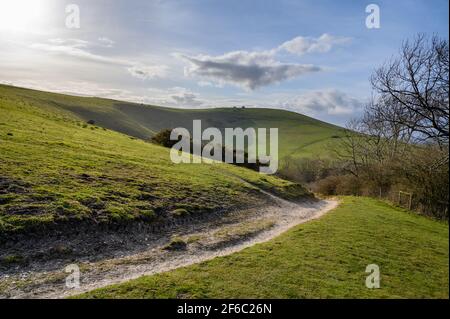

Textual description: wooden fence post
[398,191,413,210]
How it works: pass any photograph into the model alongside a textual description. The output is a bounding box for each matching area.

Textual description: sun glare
[0,0,48,32]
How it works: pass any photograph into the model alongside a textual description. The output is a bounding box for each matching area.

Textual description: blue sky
[0,0,448,125]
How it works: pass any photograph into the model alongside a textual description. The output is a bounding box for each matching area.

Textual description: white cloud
[98,37,115,48]
[177,51,321,90]
[127,64,167,80]
[30,38,167,80]
[30,42,124,65]
[278,34,351,55]
[175,34,350,90]
[48,38,89,49]
[197,80,223,88]
[166,87,203,107]
[277,89,363,116]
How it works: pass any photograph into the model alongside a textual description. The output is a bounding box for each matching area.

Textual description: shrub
[314,174,363,196]
[279,157,339,184]
[150,129,178,148]
[335,175,363,196]
[150,129,263,172]
[314,175,340,195]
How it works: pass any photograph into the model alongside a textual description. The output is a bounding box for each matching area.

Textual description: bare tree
[364,96,415,158]
[333,119,365,177]
[371,34,449,145]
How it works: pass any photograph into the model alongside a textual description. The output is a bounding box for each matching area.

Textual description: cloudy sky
[0,0,448,125]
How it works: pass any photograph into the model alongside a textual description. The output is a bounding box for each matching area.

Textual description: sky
[0,0,448,126]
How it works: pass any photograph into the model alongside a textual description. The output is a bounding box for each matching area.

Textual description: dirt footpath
[0,191,338,299]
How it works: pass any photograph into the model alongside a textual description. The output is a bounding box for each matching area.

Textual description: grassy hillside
[0,85,308,236]
[77,197,449,299]
[0,85,343,161]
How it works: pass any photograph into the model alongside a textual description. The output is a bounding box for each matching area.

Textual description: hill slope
[0,85,344,161]
[0,85,308,237]
[77,197,449,299]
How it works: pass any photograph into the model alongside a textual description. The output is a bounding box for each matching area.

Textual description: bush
[151,129,178,148]
[314,174,363,196]
[150,129,264,172]
[314,175,340,195]
[335,175,363,196]
[279,157,338,184]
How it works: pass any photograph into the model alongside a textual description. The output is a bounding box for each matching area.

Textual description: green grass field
[0,85,308,236]
[0,85,344,161]
[2,85,447,299]
[77,197,449,299]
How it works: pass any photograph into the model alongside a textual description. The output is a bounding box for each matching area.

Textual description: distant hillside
[0,85,344,161]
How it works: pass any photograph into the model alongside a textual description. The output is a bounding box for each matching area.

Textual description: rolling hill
[0,85,344,161]
[0,84,309,238]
